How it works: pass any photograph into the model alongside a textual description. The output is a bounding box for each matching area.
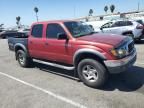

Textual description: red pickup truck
[8,20,137,88]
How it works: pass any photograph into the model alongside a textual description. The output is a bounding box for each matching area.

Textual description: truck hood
[77,33,126,46]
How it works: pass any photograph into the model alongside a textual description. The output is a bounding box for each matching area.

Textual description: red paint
[28,20,126,65]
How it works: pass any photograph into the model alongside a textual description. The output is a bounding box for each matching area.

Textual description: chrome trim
[33,59,74,70]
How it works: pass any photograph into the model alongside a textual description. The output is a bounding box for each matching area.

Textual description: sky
[0,0,144,27]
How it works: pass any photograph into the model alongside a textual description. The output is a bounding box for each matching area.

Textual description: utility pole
[138,1,140,11]
[36,12,39,22]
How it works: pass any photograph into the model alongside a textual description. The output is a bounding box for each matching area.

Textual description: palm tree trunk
[36,13,39,22]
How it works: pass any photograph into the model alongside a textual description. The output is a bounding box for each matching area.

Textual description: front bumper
[104,49,137,74]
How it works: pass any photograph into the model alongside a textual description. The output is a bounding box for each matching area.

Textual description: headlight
[111,48,128,59]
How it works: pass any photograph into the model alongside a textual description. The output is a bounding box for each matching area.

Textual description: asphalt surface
[0,39,144,108]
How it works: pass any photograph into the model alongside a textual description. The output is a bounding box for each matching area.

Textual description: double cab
[8,20,137,88]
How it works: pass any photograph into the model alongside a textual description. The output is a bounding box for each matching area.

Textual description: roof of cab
[32,20,77,25]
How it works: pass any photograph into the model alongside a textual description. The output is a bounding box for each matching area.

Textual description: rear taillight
[136,25,144,29]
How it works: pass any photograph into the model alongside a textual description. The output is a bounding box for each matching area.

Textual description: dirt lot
[0,39,144,108]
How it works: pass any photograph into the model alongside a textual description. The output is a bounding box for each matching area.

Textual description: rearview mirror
[57,33,68,40]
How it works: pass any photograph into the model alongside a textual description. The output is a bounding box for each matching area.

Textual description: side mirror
[100,27,103,30]
[57,33,68,40]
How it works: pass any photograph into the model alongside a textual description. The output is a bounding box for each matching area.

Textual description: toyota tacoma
[8,20,137,88]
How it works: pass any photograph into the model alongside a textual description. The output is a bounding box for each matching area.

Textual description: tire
[1,35,6,39]
[16,50,32,67]
[138,38,141,41]
[77,59,108,88]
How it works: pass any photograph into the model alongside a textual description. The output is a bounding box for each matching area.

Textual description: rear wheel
[77,59,108,88]
[1,35,6,39]
[17,50,32,67]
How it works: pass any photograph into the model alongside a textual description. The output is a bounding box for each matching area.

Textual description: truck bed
[8,37,28,51]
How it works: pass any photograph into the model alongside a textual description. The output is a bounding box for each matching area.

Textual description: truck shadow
[102,66,144,92]
[34,62,80,81]
[34,62,144,92]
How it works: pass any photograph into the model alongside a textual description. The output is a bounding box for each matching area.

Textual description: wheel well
[74,53,105,67]
[15,46,25,60]
[122,31,133,35]
[15,46,24,53]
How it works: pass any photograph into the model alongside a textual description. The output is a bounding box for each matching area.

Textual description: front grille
[128,41,134,53]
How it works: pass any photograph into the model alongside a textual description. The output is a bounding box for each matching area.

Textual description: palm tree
[16,16,21,28]
[104,6,108,14]
[34,7,39,22]
[0,24,4,28]
[89,9,93,16]
[0,24,4,31]
[16,16,20,22]
[110,5,115,13]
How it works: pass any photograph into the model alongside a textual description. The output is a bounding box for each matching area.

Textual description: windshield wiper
[75,34,87,37]
[74,31,96,38]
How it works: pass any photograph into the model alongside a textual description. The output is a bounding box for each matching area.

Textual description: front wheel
[77,59,108,88]
[16,50,32,67]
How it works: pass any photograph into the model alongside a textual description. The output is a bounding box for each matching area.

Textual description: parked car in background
[85,20,110,32]
[135,19,144,25]
[17,28,30,36]
[0,28,5,33]
[0,30,28,39]
[130,17,144,25]
[18,27,30,33]
[8,20,136,88]
[99,20,144,40]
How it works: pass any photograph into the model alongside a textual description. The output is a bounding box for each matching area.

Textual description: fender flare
[73,48,106,65]
[122,31,133,35]
[14,43,29,59]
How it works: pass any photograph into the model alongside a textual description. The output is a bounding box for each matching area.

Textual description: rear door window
[111,22,121,27]
[125,21,133,26]
[113,21,133,27]
[31,24,43,38]
[116,21,125,27]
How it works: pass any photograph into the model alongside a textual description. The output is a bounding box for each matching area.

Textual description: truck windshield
[64,21,95,38]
